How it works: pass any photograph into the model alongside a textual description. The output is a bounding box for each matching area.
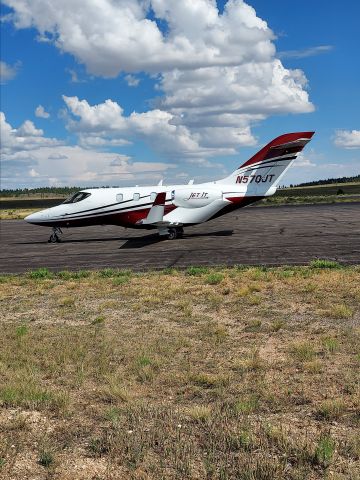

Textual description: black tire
[167,228,178,240]
[49,233,58,243]
[176,227,184,238]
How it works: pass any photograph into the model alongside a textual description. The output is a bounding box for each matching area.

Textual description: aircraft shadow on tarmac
[16,230,233,247]
[119,230,234,249]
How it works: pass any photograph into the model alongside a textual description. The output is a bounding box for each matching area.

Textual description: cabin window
[63,192,91,204]
[133,193,140,201]
[150,192,157,201]
[116,193,123,202]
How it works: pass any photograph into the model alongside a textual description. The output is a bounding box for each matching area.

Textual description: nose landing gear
[48,227,63,243]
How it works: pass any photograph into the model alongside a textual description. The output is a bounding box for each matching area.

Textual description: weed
[323,337,339,354]
[328,304,354,319]
[186,266,209,276]
[136,355,152,368]
[244,319,262,332]
[88,435,111,457]
[270,319,284,332]
[314,434,335,467]
[206,273,224,285]
[105,407,121,424]
[16,325,28,338]
[290,341,316,362]
[91,316,105,325]
[202,321,228,342]
[0,379,69,412]
[233,395,259,414]
[187,405,212,422]
[38,450,54,468]
[304,360,323,374]
[58,270,90,279]
[310,259,341,269]
[28,267,53,279]
[99,268,116,277]
[316,399,346,420]
[99,377,129,404]
[58,296,75,307]
[113,276,130,286]
[190,373,228,388]
[343,433,360,460]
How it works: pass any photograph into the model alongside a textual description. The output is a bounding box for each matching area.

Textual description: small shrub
[310,259,341,269]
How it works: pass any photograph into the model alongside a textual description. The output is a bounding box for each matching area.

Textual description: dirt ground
[0,264,359,479]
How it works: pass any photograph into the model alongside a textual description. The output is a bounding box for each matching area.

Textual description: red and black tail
[218,132,315,189]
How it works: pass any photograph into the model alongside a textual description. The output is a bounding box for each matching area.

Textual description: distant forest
[291,174,360,188]
[1,175,359,196]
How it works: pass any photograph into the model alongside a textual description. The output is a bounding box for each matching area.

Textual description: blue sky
[1,0,359,189]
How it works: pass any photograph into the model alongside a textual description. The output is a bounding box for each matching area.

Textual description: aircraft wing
[137,192,182,227]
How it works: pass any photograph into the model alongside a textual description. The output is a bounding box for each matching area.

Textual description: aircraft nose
[24,212,42,224]
[24,210,49,224]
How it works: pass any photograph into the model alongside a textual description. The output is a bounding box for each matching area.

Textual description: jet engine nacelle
[171,187,222,208]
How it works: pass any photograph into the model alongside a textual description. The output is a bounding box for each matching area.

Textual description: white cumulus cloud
[0,112,176,188]
[334,130,360,149]
[2,0,317,181]
[35,105,50,118]
[0,60,20,83]
[125,74,140,87]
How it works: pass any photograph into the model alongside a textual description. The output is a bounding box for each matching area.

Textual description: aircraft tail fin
[218,132,315,194]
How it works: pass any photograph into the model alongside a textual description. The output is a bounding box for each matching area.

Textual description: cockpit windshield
[63,192,91,204]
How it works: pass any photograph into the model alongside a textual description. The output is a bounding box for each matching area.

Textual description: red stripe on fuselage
[31,204,177,229]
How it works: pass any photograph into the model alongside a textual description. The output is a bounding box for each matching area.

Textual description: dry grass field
[0,262,359,479]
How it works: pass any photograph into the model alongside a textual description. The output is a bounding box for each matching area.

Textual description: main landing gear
[48,227,63,243]
[167,227,184,240]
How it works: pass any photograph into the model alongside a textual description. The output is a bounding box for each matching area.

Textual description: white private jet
[25,131,314,242]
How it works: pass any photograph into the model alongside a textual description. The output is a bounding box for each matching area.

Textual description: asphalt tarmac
[0,203,359,273]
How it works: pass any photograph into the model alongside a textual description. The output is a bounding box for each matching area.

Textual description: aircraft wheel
[48,233,59,243]
[167,228,178,240]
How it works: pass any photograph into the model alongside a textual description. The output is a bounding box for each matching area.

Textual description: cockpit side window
[63,192,91,204]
